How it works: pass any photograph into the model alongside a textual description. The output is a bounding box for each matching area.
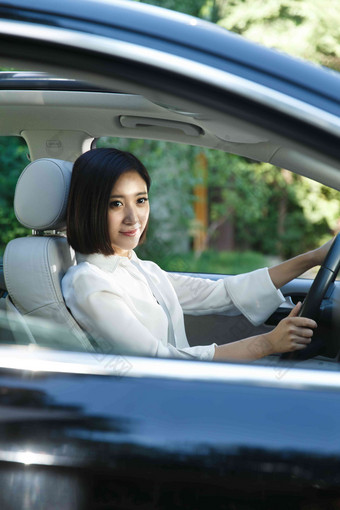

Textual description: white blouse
[61,251,285,361]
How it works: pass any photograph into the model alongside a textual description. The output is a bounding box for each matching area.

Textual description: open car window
[0,0,339,369]
[0,131,339,366]
[97,137,340,279]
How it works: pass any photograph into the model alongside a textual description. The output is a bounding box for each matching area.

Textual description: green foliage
[0,137,30,254]
[1,133,335,266]
[98,137,337,261]
[217,0,340,70]
[152,249,267,274]
[204,151,338,258]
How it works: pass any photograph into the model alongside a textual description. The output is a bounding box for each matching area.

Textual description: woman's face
[108,170,150,257]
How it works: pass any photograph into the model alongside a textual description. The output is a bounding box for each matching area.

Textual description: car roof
[1,0,340,111]
[0,1,340,189]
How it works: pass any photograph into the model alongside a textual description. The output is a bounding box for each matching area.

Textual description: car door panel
[183,273,314,346]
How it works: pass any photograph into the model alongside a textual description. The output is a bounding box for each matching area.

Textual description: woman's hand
[266,302,317,354]
[214,302,317,361]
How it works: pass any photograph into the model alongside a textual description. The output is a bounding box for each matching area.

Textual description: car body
[0,1,340,508]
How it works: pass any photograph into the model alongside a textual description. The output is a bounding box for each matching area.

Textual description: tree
[0,137,30,253]
[218,0,340,70]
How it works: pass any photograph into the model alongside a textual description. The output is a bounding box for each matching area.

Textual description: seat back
[3,158,95,352]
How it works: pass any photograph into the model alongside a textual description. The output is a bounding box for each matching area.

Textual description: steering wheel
[280,234,340,361]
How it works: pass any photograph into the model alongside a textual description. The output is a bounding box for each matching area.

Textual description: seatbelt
[130,260,176,346]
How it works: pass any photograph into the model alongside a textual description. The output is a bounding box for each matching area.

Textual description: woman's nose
[124,205,139,224]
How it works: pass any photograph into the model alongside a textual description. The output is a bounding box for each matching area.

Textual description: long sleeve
[62,262,216,361]
[167,268,285,326]
[223,268,285,326]
[72,289,217,359]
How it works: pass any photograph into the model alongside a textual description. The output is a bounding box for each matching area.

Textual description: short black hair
[67,148,151,255]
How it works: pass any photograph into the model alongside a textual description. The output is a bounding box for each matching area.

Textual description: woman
[62,148,330,361]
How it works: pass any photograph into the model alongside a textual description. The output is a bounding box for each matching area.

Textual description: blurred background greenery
[0,0,339,274]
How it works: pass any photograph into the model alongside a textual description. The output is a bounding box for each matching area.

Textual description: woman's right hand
[267,302,317,354]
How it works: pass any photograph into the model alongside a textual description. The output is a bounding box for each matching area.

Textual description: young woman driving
[62,148,330,361]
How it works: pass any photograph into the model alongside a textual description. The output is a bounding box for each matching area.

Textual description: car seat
[3,158,96,351]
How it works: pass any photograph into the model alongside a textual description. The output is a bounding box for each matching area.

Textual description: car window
[0,309,82,351]
[0,135,338,362]
[0,134,337,279]
[0,136,30,258]
[97,137,340,278]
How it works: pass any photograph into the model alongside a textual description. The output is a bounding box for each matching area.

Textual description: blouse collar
[76,250,138,273]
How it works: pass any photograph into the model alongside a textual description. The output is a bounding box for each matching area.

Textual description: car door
[1,3,340,510]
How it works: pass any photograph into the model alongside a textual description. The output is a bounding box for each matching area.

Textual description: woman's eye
[109,200,122,208]
[137,197,148,204]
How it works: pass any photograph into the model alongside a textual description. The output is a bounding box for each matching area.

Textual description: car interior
[0,72,339,365]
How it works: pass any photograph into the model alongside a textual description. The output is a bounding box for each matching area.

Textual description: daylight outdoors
[1,0,340,274]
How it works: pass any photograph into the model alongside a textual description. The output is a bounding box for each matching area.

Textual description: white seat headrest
[14,158,73,230]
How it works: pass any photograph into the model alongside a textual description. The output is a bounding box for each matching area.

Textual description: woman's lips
[120,228,139,237]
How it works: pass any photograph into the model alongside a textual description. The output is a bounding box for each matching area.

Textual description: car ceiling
[0,88,272,153]
[0,83,340,192]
